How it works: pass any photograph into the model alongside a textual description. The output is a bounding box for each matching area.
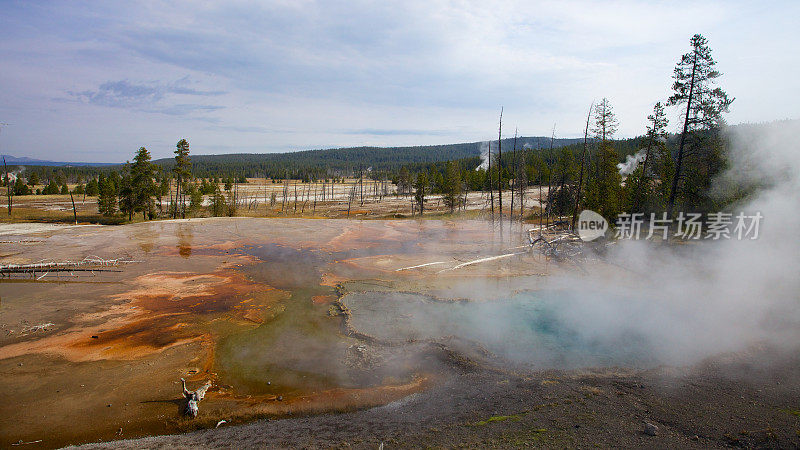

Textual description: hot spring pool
[342,290,660,369]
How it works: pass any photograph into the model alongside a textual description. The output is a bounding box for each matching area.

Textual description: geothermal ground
[0,218,799,448]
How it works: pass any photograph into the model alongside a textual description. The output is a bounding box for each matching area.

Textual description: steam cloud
[617,149,647,176]
[476,141,491,170]
[540,121,800,366]
[4,167,24,183]
[390,121,800,369]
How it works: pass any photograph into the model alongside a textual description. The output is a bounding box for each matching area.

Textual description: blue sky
[0,0,797,162]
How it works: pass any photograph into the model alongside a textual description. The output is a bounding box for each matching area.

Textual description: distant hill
[151,136,584,177]
[6,136,584,178]
[0,154,115,167]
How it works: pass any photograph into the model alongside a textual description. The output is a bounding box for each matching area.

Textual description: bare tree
[571,102,594,230]
[497,107,503,216]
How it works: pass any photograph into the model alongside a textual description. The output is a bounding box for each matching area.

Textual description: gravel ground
[74,346,800,449]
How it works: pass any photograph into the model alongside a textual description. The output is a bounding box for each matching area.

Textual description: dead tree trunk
[69,191,77,224]
[510,128,517,221]
[497,107,503,217]
[347,182,355,217]
[3,157,11,216]
[547,125,555,224]
[488,142,494,216]
[571,102,594,230]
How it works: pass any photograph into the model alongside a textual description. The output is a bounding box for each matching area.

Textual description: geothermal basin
[0,218,563,447]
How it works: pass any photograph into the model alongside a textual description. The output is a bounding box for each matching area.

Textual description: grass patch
[781,408,800,417]
[473,414,523,426]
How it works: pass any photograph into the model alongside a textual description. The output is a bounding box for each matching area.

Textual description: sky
[0,0,798,163]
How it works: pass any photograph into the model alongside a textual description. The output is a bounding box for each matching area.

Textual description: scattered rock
[643,422,658,436]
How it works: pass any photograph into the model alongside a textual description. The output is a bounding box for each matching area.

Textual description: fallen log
[0,256,137,279]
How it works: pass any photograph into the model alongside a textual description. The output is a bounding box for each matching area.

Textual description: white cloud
[0,0,797,161]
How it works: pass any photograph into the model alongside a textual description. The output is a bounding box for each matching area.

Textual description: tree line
[4,34,737,224]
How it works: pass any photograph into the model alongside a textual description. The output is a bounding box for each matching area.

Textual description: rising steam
[617,149,646,176]
[382,121,800,369]
[476,141,491,170]
[540,121,800,366]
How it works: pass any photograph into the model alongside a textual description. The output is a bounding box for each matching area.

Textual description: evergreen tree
[591,98,619,142]
[173,139,192,218]
[585,143,623,220]
[187,183,203,215]
[85,178,99,196]
[443,161,462,213]
[55,170,66,186]
[397,166,411,194]
[211,187,227,216]
[13,178,31,196]
[585,98,623,220]
[118,170,134,220]
[413,172,428,216]
[666,34,733,217]
[42,181,59,195]
[627,102,669,212]
[551,149,576,216]
[129,147,156,220]
[98,174,117,217]
[27,172,39,186]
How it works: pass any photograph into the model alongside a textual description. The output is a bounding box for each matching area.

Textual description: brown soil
[74,346,800,449]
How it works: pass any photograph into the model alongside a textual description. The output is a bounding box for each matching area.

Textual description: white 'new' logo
[577,209,608,241]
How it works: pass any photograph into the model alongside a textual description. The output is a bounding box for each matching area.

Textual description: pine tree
[85,178,99,196]
[13,178,31,196]
[666,34,733,217]
[585,98,622,220]
[118,170,134,220]
[173,139,192,218]
[187,183,203,215]
[42,181,59,195]
[211,187,226,216]
[396,166,411,195]
[551,149,576,216]
[413,172,428,216]
[97,174,117,217]
[443,161,462,213]
[628,102,669,212]
[591,98,619,142]
[130,147,156,220]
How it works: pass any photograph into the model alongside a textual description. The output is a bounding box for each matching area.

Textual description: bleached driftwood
[0,256,138,279]
[181,378,212,418]
[528,229,585,260]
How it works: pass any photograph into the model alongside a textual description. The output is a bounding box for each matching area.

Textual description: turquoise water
[344,290,657,368]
